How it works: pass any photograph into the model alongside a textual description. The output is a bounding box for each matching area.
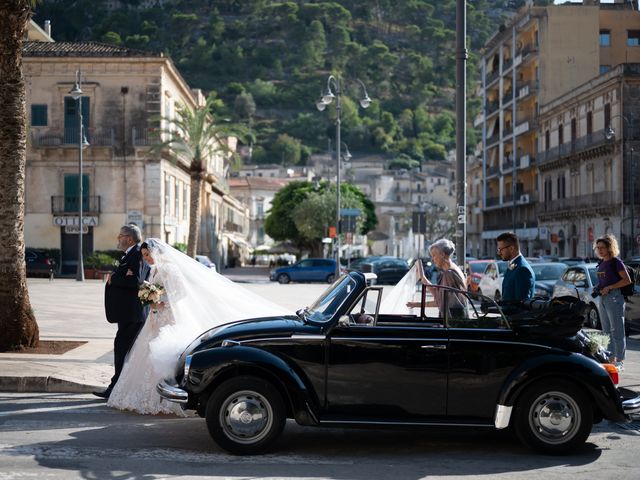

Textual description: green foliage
[84,251,119,269]
[172,243,188,253]
[34,0,508,162]
[265,180,377,252]
[389,154,420,171]
[272,133,302,166]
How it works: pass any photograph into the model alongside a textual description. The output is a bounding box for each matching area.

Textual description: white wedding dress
[107,239,290,416]
[107,265,186,415]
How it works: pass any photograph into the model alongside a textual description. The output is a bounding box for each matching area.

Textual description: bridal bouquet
[138,281,165,306]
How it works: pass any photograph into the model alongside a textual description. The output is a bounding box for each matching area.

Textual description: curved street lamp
[69,70,90,281]
[316,75,371,277]
[605,114,636,257]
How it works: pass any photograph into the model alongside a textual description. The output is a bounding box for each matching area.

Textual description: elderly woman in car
[408,239,467,317]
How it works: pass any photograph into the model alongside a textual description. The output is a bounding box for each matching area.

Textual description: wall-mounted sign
[53,216,98,227]
[127,210,144,227]
[64,225,89,234]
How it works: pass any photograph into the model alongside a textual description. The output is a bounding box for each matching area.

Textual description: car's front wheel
[585,304,601,329]
[513,380,593,455]
[277,273,290,284]
[206,376,286,455]
[494,290,501,302]
[326,274,335,283]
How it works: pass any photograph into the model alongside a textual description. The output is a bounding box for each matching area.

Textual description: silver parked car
[552,263,601,329]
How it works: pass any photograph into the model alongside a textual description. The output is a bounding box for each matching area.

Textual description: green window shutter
[31,104,48,126]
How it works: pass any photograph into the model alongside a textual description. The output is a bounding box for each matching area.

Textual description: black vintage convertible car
[158,272,640,455]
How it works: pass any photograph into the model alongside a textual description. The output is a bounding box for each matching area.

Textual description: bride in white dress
[107,239,290,415]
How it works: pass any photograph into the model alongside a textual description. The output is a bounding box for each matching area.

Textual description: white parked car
[196,255,216,272]
[477,260,508,301]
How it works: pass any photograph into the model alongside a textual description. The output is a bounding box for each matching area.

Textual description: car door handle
[421,344,447,350]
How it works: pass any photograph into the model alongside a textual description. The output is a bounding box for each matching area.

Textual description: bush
[173,243,187,253]
[85,251,119,270]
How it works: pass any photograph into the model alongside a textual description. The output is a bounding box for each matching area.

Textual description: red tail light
[602,363,619,385]
[45,258,51,266]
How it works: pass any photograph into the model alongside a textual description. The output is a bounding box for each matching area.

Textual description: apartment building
[479,0,640,256]
[22,35,249,273]
[538,64,640,258]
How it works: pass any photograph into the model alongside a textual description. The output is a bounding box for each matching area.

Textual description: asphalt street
[1,392,639,480]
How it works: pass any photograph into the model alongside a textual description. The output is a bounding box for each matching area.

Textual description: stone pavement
[1,275,639,395]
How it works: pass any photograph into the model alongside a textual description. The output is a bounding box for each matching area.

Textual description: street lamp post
[316,76,371,278]
[605,114,636,257]
[69,71,88,281]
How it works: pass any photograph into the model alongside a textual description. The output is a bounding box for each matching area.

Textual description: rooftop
[23,41,159,58]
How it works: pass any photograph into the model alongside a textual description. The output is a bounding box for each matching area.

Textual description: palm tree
[153,95,250,258]
[0,0,39,350]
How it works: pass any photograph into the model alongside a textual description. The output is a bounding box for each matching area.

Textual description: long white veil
[145,238,291,375]
[379,262,419,315]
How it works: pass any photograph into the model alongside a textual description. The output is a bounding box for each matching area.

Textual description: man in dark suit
[94,224,146,399]
[497,232,535,303]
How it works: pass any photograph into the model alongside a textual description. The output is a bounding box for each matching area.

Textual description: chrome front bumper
[620,387,640,415]
[156,379,189,404]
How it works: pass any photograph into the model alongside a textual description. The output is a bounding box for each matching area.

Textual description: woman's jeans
[600,289,626,361]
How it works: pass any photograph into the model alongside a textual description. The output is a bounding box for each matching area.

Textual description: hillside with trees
[33,0,550,166]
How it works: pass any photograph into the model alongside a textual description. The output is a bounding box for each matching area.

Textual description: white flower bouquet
[138,281,165,306]
[585,331,610,355]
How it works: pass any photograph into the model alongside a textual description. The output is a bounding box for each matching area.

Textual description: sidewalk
[1,278,639,394]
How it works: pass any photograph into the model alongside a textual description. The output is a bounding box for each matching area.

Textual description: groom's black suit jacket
[105,245,145,325]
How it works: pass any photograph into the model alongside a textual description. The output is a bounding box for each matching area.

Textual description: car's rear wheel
[326,274,335,283]
[513,380,592,455]
[494,290,501,302]
[585,304,601,329]
[206,376,286,455]
[277,273,290,284]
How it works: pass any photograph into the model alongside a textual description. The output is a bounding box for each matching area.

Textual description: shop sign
[53,216,98,227]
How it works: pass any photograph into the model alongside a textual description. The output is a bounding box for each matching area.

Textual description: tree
[0,0,39,350]
[265,181,377,255]
[272,133,302,166]
[152,95,249,258]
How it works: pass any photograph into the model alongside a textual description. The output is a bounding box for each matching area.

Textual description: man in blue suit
[496,232,535,302]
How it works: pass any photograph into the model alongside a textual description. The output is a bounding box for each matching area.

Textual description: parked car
[477,260,508,300]
[465,259,492,293]
[270,258,337,284]
[531,262,568,299]
[551,263,640,334]
[158,271,640,455]
[195,255,216,271]
[25,248,55,277]
[348,256,409,285]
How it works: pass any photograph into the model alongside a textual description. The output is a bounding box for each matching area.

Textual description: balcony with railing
[538,128,609,167]
[224,220,244,233]
[486,165,501,178]
[538,191,620,216]
[486,132,501,146]
[486,69,500,86]
[486,99,500,117]
[30,125,153,148]
[51,196,101,215]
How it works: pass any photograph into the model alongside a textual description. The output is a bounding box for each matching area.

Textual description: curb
[0,376,101,393]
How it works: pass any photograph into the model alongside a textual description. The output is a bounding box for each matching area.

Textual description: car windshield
[531,264,566,280]
[306,275,356,323]
[497,261,507,274]
[469,262,488,273]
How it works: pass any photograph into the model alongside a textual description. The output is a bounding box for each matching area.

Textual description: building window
[175,180,180,216]
[31,104,47,126]
[545,130,550,151]
[627,30,640,46]
[587,111,593,135]
[558,124,564,146]
[600,30,611,46]
[600,65,611,74]
[604,103,611,128]
[183,183,188,220]
[571,118,577,145]
[256,201,264,218]
[164,174,171,215]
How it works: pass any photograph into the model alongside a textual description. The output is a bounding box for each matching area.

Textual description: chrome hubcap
[589,309,599,328]
[220,390,273,444]
[529,391,580,444]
